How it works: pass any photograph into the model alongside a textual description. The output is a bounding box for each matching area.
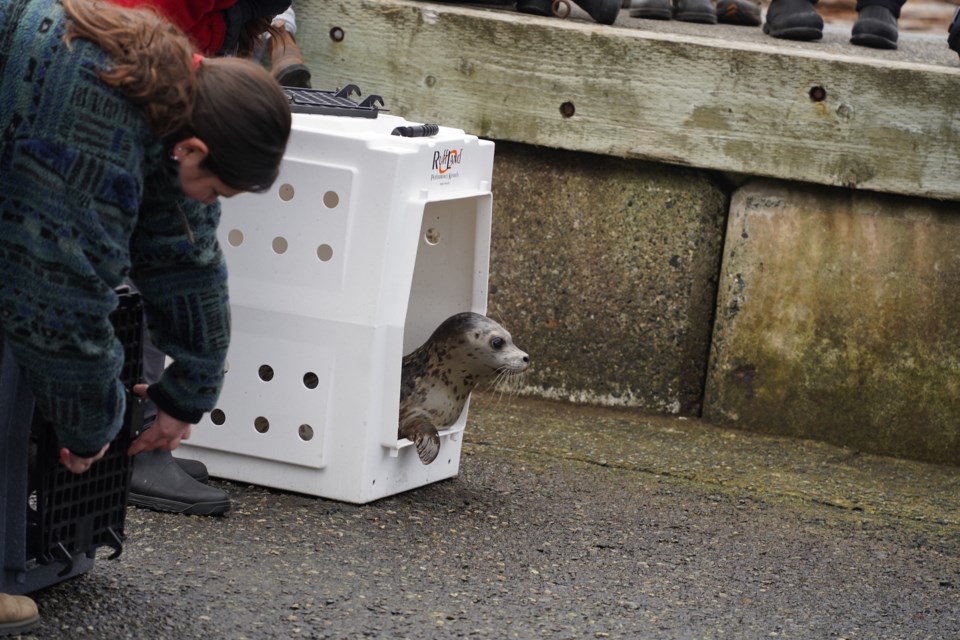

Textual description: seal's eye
[490,337,505,350]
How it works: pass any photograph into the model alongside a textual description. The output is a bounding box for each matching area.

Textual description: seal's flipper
[399,417,441,465]
[413,428,441,465]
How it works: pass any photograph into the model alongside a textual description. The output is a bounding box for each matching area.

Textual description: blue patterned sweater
[0,0,231,456]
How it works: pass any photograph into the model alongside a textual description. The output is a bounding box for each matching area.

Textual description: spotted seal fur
[399,312,530,464]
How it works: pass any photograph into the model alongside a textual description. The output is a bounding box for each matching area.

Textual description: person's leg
[850,0,904,49]
[0,593,38,637]
[128,325,230,516]
[271,4,313,88]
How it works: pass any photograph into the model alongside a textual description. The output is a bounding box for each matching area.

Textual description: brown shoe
[270,22,312,88]
[0,593,39,637]
[716,0,761,25]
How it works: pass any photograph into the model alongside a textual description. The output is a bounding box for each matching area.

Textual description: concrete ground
[26,391,960,639]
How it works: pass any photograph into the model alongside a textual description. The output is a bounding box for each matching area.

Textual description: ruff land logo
[431,147,463,183]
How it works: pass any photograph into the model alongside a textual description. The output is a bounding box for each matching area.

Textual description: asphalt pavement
[25,391,960,639]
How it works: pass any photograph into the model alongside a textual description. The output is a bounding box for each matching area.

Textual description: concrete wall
[484,148,960,465]
[704,181,960,465]
[485,142,728,415]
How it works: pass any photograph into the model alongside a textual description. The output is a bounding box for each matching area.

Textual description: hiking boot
[270,21,312,88]
[850,4,898,49]
[716,0,761,25]
[674,0,717,24]
[571,0,622,23]
[0,594,39,637]
[763,0,823,41]
[628,0,673,20]
[129,449,231,516]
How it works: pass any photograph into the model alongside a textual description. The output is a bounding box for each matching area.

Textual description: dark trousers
[856,0,906,18]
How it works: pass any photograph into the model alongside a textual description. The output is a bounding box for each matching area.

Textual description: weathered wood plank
[296,0,960,200]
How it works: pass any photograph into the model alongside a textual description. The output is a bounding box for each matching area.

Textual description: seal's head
[426,312,530,380]
[399,312,530,464]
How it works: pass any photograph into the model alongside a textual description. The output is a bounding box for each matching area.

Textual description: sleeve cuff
[146,383,205,425]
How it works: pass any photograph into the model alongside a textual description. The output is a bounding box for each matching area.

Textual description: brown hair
[62,0,291,193]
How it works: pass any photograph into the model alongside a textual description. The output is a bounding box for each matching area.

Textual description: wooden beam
[296,1,960,201]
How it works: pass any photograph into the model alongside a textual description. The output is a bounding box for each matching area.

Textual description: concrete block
[704,180,960,464]
[487,142,728,414]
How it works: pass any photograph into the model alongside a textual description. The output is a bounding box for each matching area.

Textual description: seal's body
[399,312,529,464]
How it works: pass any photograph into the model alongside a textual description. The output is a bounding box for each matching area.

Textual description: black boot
[174,456,209,484]
[571,0,622,23]
[763,0,823,40]
[851,4,898,49]
[129,449,231,516]
[517,0,555,16]
[674,0,717,24]
[951,8,960,59]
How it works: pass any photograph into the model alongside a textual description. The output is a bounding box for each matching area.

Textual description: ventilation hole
[298,424,314,441]
[227,229,244,247]
[272,237,289,254]
[254,416,270,433]
[560,101,575,118]
[278,183,295,201]
[809,86,827,102]
[303,372,319,389]
[317,244,333,262]
[323,190,340,208]
[424,228,441,245]
[258,365,274,382]
[211,409,226,426]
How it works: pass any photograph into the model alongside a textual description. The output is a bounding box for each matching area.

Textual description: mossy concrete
[485,142,728,415]
[704,179,960,465]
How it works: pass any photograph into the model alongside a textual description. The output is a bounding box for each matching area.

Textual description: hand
[59,443,110,474]
[126,383,194,456]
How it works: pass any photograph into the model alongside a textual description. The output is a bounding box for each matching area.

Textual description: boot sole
[762,22,823,41]
[675,10,718,23]
[128,493,231,516]
[0,615,39,638]
[850,33,897,49]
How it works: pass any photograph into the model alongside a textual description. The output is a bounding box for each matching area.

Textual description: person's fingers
[132,383,149,398]
[58,443,110,474]
[127,424,190,455]
[127,436,149,456]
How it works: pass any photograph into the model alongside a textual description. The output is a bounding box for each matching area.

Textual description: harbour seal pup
[399,312,529,464]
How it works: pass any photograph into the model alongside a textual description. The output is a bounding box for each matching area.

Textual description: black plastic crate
[1,287,144,595]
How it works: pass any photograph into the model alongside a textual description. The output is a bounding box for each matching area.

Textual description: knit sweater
[0,0,231,457]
